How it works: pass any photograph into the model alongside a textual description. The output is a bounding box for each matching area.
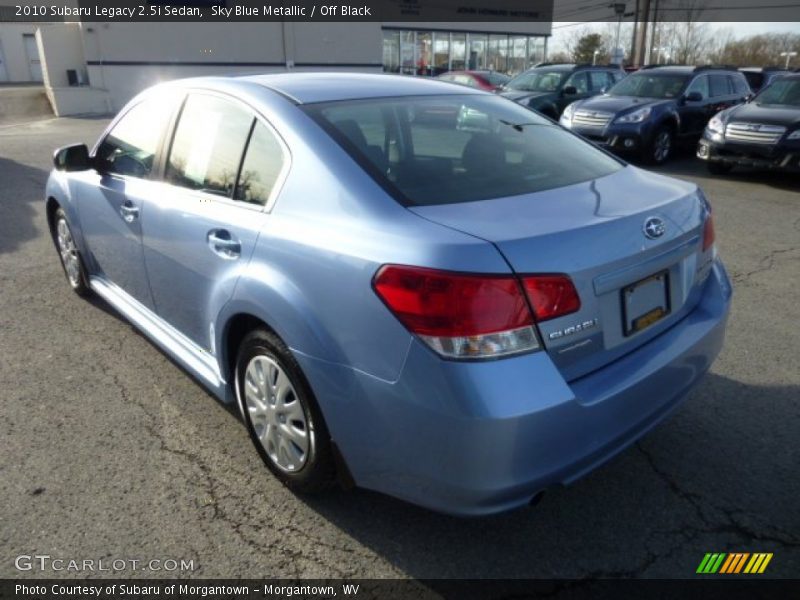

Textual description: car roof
[237,72,485,104]
[642,66,695,74]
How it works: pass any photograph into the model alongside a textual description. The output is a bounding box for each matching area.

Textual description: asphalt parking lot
[1,116,798,581]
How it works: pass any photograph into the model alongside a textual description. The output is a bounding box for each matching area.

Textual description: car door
[72,94,179,309]
[680,74,711,136]
[559,71,590,114]
[140,92,289,351]
[709,73,738,114]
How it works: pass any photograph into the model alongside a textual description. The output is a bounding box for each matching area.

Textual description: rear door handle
[119,202,139,223]
[207,229,241,259]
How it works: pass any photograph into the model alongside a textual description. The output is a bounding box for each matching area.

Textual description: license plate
[622,271,670,336]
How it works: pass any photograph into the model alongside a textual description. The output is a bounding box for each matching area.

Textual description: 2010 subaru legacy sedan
[46,73,731,516]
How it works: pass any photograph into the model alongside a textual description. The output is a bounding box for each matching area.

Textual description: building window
[451,33,466,71]
[382,30,400,73]
[382,29,545,76]
[468,34,487,70]
[432,32,450,75]
[509,35,528,74]
[488,35,508,73]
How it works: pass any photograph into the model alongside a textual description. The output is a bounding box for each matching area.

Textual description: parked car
[698,73,800,174]
[560,65,751,164]
[739,67,791,93]
[47,73,731,516]
[499,63,626,119]
[436,70,511,91]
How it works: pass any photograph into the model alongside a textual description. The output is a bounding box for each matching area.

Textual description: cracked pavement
[1,117,798,580]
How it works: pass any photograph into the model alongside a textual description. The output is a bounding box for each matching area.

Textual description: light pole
[612,3,626,64]
[593,49,600,65]
[780,51,797,69]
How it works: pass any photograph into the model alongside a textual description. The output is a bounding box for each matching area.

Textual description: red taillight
[702,214,715,251]
[521,275,581,322]
[373,265,532,337]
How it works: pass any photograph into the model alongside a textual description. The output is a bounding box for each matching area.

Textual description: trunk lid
[409,166,713,381]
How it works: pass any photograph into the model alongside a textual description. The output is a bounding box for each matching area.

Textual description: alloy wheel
[243,355,311,473]
[56,218,81,288]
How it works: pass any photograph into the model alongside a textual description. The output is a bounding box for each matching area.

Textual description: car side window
[565,72,589,93]
[165,94,253,197]
[233,121,286,206]
[685,75,709,99]
[731,75,750,96]
[95,96,176,179]
[589,71,611,91]
[709,74,731,97]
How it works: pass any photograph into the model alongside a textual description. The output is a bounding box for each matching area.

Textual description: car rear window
[303,94,622,206]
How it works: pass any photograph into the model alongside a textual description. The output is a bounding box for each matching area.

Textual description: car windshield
[755,79,800,107]
[486,72,511,86]
[609,73,689,98]
[303,94,622,206]
[505,70,567,92]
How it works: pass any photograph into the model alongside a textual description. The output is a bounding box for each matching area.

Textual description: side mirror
[53,144,91,172]
[684,91,703,103]
[563,85,578,96]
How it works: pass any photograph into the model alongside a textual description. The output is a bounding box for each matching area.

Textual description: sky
[550,21,800,54]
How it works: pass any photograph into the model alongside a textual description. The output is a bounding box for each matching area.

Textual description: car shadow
[293,373,799,579]
[0,156,49,255]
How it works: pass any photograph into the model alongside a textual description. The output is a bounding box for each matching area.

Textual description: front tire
[53,208,91,297]
[646,126,674,165]
[236,329,336,493]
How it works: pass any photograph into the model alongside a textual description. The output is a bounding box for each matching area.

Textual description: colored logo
[696,553,773,574]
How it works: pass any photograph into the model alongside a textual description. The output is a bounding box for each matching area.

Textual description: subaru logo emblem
[643,217,665,239]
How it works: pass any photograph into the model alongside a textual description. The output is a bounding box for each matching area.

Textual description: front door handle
[207,229,241,259]
[119,202,139,223]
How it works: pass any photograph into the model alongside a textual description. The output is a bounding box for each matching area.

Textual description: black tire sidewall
[236,329,334,492]
[649,127,673,165]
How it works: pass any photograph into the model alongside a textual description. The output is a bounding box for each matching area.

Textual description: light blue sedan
[46,73,731,515]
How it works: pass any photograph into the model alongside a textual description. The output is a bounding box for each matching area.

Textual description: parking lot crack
[731,246,799,286]
[636,443,800,550]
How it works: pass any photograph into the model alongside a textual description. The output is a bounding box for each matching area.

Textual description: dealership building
[0,2,550,116]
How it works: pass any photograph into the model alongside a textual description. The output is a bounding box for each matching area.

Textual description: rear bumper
[297,259,732,516]
[697,136,800,171]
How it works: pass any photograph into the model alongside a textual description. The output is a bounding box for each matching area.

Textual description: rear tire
[646,126,674,165]
[707,162,733,175]
[236,328,336,493]
[52,208,92,297]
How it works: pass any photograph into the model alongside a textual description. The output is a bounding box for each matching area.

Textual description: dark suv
[560,66,751,164]
[499,63,626,119]
[698,73,800,174]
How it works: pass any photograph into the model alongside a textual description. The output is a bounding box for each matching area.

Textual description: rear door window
[233,121,287,206]
[166,94,253,197]
[730,75,750,95]
[709,74,731,97]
